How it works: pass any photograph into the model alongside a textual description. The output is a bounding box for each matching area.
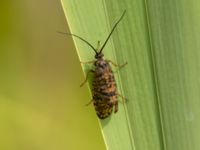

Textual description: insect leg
[106,60,128,69]
[80,70,94,87]
[85,99,93,106]
[114,101,118,113]
[80,60,95,64]
[117,93,126,103]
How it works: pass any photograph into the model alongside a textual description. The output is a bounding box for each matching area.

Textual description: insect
[59,10,127,119]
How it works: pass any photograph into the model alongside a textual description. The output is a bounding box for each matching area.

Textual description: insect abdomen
[92,60,118,119]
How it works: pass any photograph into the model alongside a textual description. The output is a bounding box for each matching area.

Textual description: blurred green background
[0,1,105,150]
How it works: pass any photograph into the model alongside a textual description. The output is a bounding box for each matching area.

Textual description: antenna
[57,31,98,54]
[99,10,126,53]
[57,10,126,54]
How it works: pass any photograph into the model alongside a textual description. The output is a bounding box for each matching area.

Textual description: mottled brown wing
[93,99,113,119]
[92,60,118,119]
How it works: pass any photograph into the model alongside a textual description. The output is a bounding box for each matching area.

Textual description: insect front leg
[80,60,95,64]
[106,59,128,69]
[80,69,94,87]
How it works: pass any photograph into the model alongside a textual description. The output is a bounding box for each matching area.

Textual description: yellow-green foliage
[62,0,200,150]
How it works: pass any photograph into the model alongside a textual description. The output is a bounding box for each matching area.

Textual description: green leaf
[61,0,200,150]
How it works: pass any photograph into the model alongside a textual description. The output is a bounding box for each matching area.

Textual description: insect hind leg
[117,93,127,103]
[114,101,118,113]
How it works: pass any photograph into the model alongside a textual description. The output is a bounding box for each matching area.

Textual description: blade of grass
[60,1,135,149]
[145,0,200,149]
[61,0,163,150]
[61,0,200,150]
